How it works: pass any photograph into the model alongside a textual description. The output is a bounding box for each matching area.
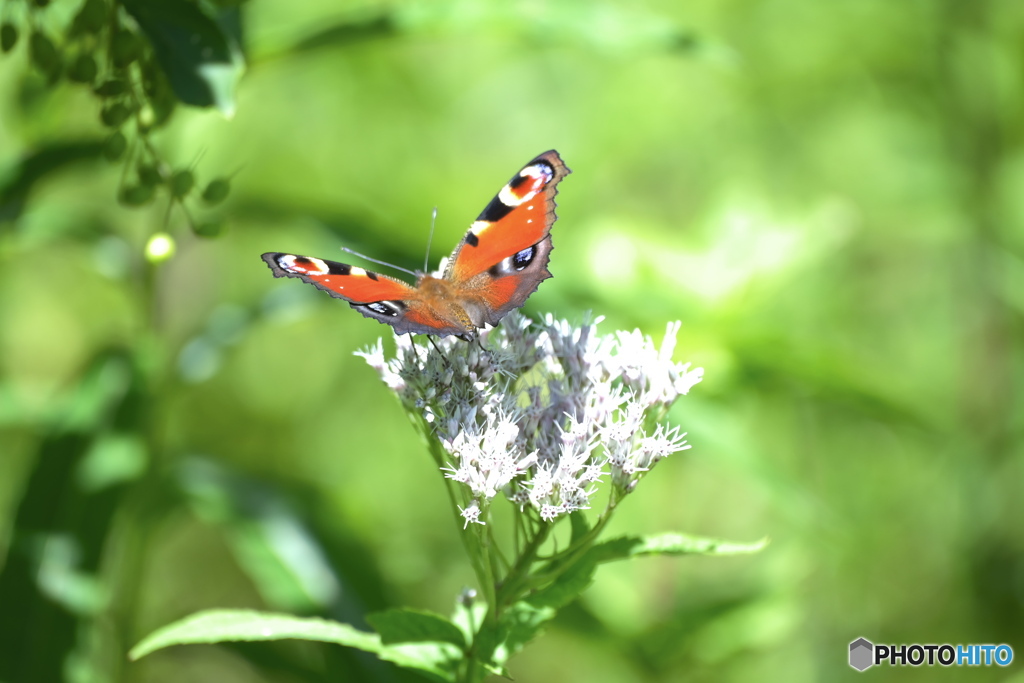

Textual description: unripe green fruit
[68,54,98,84]
[95,79,126,97]
[103,132,127,161]
[0,23,17,54]
[29,32,60,75]
[118,184,155,207]
[76,0,107,34]
[192,220,225,238]
[101,103,130,127]
[145,232,176,262]
[138,164,162,187]
[111,30,142,67]
[201,178,230,205]
[170,170,194,198]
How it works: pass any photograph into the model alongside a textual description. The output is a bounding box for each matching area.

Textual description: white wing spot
[351,266,367,276]
[499,184,535,207]
[470,220,489,236]
[283,255,330,274]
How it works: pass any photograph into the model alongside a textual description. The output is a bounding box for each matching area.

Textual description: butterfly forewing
[445,150,570,284]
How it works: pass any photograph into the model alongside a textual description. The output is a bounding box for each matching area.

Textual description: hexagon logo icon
[849,637,874,671]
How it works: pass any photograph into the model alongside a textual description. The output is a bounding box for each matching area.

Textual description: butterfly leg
[426,335,448,362]
[408,336,424,366]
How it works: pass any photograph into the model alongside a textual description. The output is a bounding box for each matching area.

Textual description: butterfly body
[262,151,570,340]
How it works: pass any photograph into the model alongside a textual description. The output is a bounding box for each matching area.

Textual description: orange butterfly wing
[445,150,570,283]
[261,253,463,337]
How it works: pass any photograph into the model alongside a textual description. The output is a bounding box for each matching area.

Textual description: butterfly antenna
[424,207,438,273]
[339,246,418,277]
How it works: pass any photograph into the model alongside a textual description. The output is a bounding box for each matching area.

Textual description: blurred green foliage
[1,0,1022,681]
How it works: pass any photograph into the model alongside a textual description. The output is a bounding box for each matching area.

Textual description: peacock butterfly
[262,150,570,341]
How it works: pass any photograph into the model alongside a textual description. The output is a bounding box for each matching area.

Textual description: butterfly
[262,150,570,341]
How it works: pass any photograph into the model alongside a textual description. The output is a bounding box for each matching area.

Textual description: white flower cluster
[356,313,703,528]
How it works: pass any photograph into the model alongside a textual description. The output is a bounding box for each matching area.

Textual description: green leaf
[569,511,591,544]
[130,609,456,682]
[0,142,105,223]
[366,608,467,649]
[589,533,769,564]
[122,0,244,115]
[526,557,597,610]
[175,458,340,613]
[129,610,377,660]
[493,601,555,663]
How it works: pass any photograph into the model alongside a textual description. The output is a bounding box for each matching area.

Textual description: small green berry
[100,103,130,128]
[201,178,230,205]
[94,79,126,97]
[0,23,18,54]
[75,0,107,35]
[29,32,60,75]
[138,164,162,187]
[111,30,142,68]
[170,170,194,198]
[145,232,176,262]
[103,132,127,161]
[192,220,225,238]
[68,54,98,84]
[118,184,155,207]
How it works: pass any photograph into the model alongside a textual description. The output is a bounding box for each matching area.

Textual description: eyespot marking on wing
[486,245,537,277]
[358,301,404,317]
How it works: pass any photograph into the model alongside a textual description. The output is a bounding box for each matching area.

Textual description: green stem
[493,522,552,610]
[423,429,496,609]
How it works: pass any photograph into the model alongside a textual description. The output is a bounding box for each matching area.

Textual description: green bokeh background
[2,1,1023,681]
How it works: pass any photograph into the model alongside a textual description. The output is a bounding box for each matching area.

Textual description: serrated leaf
[493,601,555,663]
[569,511,591,544]
[525,558,597,610]
[122,0,243,115]
[129,609,455,681]
[367,608,467,649]
[589,533,769,563]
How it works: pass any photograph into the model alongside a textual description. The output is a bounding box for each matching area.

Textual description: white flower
[458,503,485,528]
[358,312,703,524]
